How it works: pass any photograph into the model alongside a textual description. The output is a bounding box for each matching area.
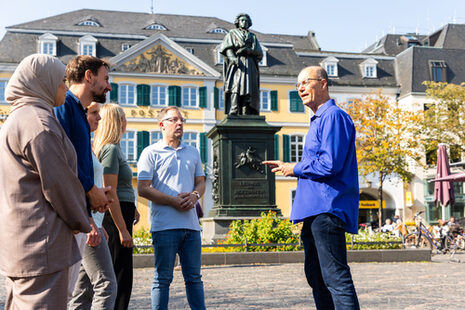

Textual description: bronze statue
[220,13,263,115]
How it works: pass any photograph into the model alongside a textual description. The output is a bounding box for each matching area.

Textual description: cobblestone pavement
[1,253,465,309]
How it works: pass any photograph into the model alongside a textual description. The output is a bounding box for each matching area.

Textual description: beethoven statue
[220,13,263,115]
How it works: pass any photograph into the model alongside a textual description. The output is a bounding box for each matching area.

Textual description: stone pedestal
[203,115,281,241]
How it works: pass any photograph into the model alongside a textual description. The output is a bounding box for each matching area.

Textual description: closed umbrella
[430,171,465,183]
[433,144,455,220]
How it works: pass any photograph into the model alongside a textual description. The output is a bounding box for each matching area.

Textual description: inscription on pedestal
[232,180,267,203]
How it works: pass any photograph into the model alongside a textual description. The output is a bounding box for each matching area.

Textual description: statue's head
[234,13,252,29]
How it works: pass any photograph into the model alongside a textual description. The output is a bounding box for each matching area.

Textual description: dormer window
[121,43,131,52]
[78,20,100,27]
[216,45,223,65]
[258,44,268,67]
[79,35,97,56]
[185,47,194,54]
[209,28,227,34]
[320,56,339,77]
[145,24,167,30]
[360,58,378,78]
[39,33,58,56]
[429,60,447,82]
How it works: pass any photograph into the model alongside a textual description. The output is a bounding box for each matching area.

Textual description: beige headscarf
[5,54,66,110]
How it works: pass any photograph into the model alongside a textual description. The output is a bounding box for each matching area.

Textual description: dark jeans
[103,201,135,310]
[301,213,360,310]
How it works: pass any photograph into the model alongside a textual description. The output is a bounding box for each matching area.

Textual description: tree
[421,81,465,164]
[343,91,424,228]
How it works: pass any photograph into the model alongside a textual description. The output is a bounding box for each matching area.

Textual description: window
[182,132,198,148]
[209,28,227,34]
[365,65,375,78]
[82,44,94,56]
[79,35,97,57]
[216,45,224,65]
[119,84,136,105]
[361,58,378,78]
[145,24,167,30]
[120,130,136,162]
[320,56,339,77]
[78,20,100,27]
[39,33,57,56]
[185,47,194,54]
[290,135,304,162]
[260,90,270,111]
[150,131,162,144]
[429,60,447,82]
[0,80,7,102]
[182,86,198,108]
[121,43,131,52]
[150,85,167,107]
[218,89,224,110]
[258,45,268,67]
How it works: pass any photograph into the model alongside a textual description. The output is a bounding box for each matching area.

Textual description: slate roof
[427,24,465,49]
[0,9,398,87]
[396,46,465,97]
[363,34,428,56]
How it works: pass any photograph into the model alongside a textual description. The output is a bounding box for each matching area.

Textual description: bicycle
[403,211,456,255]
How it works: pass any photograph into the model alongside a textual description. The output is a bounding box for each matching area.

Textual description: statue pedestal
[204,115,281,241]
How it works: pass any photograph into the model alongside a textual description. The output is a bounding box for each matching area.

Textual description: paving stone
[1,253,464,309]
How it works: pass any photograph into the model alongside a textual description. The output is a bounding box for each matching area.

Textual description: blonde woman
[93,103,139,309]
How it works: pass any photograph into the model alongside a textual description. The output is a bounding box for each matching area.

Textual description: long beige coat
[0,54,91,277]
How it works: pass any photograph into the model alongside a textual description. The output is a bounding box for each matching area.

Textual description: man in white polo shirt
[137,106,206,310]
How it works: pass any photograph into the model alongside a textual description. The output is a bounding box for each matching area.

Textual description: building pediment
[110,33,220,77]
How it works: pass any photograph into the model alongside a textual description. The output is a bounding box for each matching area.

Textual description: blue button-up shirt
[292,99,359,233]
[54,91,93,215]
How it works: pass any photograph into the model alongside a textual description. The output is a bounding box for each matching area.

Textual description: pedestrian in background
[93,103,139,309]
[0,54,90,309]
[264,66,360,309]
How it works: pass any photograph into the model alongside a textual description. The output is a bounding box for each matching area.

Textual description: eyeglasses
[295,78,323,90]
[162,117,186,124]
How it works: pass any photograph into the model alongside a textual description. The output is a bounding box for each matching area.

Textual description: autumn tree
[421,81,465,164]
[343,91,424,228]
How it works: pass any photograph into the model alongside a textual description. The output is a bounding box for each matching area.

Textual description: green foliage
[220,211,301,252]
[346,230,402,250]
[133,227,154,254]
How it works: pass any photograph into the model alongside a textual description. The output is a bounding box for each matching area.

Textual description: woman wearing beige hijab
[0,54,91,309]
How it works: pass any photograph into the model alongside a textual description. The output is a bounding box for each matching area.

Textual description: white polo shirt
[137,140,204,232]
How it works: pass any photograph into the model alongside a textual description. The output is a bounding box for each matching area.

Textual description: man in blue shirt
[54,56,113,297]
[264,66,360,309]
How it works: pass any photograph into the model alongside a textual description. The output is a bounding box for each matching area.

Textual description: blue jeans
[301,213,360,310]
[151,229,205,310]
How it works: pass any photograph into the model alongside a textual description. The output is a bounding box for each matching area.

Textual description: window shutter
[200,132,208,164]
[274,135,279,160]
[199,86,207,108]
[213,87,219,109]
[110,83,118,103]
[137,131,150,160]
[289,91,304,112]
[137,84,150,106]
[168,85,181,107]
[270,90,278,111]
[282,134,290,162]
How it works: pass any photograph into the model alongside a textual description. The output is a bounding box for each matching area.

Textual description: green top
[98,144,135,203]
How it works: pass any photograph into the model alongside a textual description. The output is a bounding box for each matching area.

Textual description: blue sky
[1,0,465,52]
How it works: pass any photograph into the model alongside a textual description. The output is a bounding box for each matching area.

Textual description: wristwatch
[192,191,201,199]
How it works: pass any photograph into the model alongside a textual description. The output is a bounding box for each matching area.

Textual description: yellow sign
[359,200,386,209]
[405,191,413,207]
